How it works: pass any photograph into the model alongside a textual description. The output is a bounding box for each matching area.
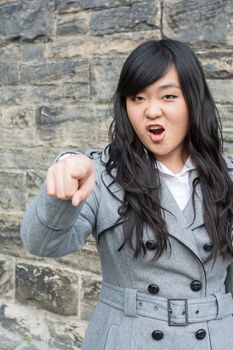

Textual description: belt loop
[123,288,137,317]
[213,293,225,319]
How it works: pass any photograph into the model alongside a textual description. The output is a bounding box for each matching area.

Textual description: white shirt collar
[156,157,195,177]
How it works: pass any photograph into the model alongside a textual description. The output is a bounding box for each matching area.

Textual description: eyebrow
[158,83,181,90]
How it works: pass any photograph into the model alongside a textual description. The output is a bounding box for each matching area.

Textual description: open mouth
[147,125,165,142]
[148,126,165,135]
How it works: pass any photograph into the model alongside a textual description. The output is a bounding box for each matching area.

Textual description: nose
[144,102,163,120]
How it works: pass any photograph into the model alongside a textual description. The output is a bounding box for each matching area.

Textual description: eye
[163,94,177,100]
[132,96,145,102]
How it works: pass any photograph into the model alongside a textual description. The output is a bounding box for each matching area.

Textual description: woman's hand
[46,154,96,207]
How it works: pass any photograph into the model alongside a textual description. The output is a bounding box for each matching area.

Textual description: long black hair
[106,38,233,261]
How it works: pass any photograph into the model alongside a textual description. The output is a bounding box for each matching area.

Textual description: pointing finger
[71,174,95,206]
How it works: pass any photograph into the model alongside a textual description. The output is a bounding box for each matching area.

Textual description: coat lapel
[159,170,203,260]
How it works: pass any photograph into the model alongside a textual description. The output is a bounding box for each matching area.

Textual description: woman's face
[126,65,189,172]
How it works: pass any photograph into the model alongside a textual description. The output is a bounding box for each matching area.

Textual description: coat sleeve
[20,157,100,258]
[224,156,233,295]
[225,262,233,296]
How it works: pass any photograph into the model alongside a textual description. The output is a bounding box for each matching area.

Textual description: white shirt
[156,158,196,211]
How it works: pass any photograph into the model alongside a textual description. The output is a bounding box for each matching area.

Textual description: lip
[146,123,166,143]
[146,123,165,132]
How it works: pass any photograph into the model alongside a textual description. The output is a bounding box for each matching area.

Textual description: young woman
[21,39,233,350]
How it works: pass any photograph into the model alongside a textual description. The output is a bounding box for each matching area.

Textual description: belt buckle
[167,298,188,326]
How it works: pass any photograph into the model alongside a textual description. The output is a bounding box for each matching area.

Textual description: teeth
[149,126,163,130]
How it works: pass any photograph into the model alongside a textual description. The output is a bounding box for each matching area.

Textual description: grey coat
[20,150,233,350]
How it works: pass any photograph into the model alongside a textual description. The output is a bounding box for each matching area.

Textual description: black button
[203,243,213,252]
[190,280,202,292]
[148,284,160,294]
[195,329,206,340]
[146,240,157,250]
[152,330,164,340]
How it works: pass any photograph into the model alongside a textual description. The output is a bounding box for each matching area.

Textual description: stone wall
[0,0,233,349]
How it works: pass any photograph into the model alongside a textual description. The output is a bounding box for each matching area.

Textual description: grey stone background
[0,0,233,349]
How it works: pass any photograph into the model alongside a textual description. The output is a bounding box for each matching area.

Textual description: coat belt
[99,280,233,326]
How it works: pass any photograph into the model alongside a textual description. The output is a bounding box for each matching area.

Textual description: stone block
[91,1,160,36]
[1,127,37,148]
[0,260,14,298]
[0,212,22,234]
[0,63,19,86]
[46,314,87,349]
[0,86,27,106]
[0,171,26,211]
[16,264,79,316]
[35,105,110,149]
[81,275,101,321]
[224,142,233,157]
[163,0,233,48]
[57,14,89,35]
[0,44,20,62]
[0,106,37,147]
[0,300,87,349]
[21,43,45,62]
[197,50,233,79]
[32,83,90,104]
[56,0,141,13]
[26,170,45,192]
[0,305,22,345]
[25,169,45,203]
[0,84,89,106]
[0,45,20,85]
[90,30,161,55]
[20,59,89,84]
[91,56,126,102]
[0,212,23,257]
[0,106,35,129]
[0,147,59,170]
[217,104,233,142]
[57,240,101,275]
[207,79,233,104]
[47,38,85,59]
[48,30,161,59]
[0,0,55,42]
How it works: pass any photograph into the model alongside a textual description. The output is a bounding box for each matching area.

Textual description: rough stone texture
[57,14,89,35]
[56,0,142,13]
[21,43,45,62]
[0,0,55,44]
[81,275,101,321]
[0,84,89,106]
[91,1,161,36]
[163,0,233,48]
[0,0,233,349]
[207,79,233,104]
[34,105,110,149]
[91,56,126,102]
[0,260,14,298]
[0,301,87,349]
[57,239,101,275]
[197,50,233,78]
[15,264,79,316]
[217,104,233,142]
[20,58,89,84]
[0,172,26,211]
[47,30,161,59]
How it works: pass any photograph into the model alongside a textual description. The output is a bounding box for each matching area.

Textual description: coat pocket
[104,324,119,350]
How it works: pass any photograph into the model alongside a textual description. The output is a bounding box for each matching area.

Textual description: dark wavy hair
[105,38,233,261]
